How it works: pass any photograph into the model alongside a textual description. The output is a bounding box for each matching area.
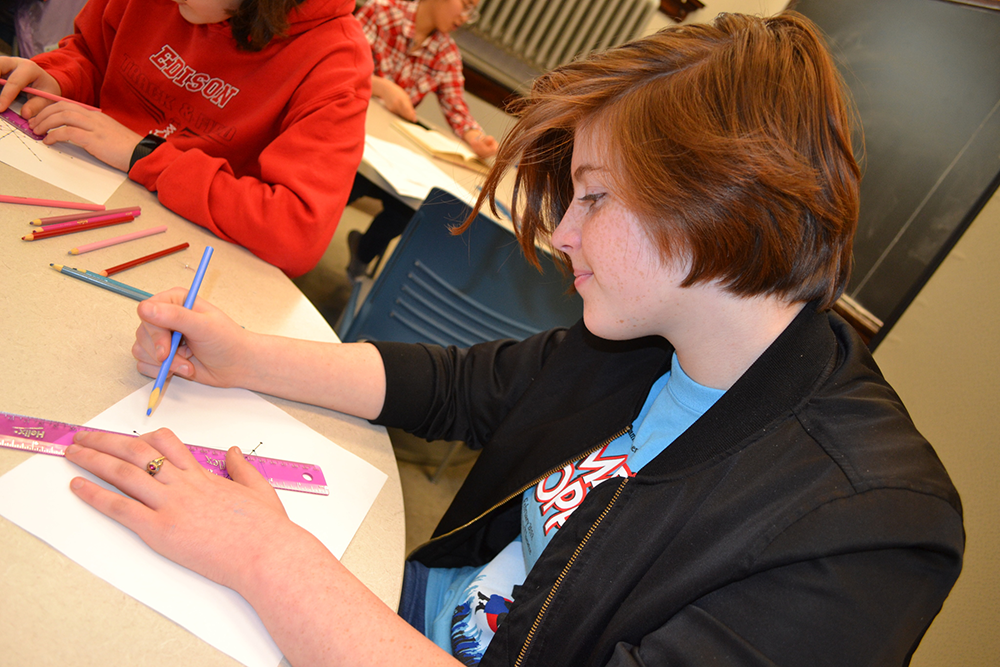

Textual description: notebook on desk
[392,119,490,174]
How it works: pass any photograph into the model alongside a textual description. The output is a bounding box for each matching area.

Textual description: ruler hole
[302,472,314,482]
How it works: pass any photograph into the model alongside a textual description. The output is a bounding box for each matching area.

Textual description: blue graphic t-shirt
[424,353,725,665]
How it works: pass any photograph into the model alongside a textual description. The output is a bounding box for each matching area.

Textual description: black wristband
[129,134,167,171]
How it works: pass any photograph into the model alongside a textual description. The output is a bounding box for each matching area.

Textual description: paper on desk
[364,134,477,202]
[0,378,387,667]
[0,101,127,204]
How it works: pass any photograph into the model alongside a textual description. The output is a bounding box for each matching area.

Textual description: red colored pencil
[38,209,143,232]
[21,214,134,241]
[99,242,190,276]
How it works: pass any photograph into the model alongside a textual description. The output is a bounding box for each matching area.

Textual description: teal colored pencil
[146,246,213,415]
[83,270,154,300]
[50,264,153,301]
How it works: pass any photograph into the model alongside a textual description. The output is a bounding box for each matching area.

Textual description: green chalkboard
[793,0,1000,346]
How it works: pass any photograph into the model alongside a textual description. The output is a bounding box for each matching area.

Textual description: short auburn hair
[229,0,306,51]
[470,11,861,309]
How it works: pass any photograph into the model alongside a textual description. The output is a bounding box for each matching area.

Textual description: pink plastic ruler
[0,108,45,141]
[0,411,329,496]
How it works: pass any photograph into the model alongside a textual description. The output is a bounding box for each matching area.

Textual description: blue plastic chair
[338,188,583,480]
[338,187,582,347]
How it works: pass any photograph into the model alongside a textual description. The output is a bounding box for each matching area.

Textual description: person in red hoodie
[0,0,372,278]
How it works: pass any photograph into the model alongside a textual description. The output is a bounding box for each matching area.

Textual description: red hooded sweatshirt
[34,0,373,277]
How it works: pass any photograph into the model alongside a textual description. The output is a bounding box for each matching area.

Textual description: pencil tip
[50,264,63,271]
[69,249,78,255]
[147,388,160,415]
[21,234,33,241]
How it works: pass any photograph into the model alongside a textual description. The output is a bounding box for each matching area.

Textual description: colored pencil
[69,225,167,255]
[0,194,105,211]
[22,215,134,241]
[38,209,143,233]
[147,246,214,415]
[83,270,154,299]
[50,264,153,301]
[0,77,101,112]
[31,205,141,226]
[99,242,190,277]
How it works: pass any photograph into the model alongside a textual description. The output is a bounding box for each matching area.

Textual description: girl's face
[430,0,479,34]
[173,0,240,25]
[551,124,693,341]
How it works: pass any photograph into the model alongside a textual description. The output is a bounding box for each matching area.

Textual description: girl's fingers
[68,473,159,533]
[65,433,171,508]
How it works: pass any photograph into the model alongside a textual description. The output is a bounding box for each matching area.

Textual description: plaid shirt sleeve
[430,42,480,139]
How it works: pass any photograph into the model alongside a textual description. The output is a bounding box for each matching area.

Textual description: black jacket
[373,305,964,667]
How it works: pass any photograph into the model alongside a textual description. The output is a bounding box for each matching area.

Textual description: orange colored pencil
[21,214,134,241]
[99,242,190,276]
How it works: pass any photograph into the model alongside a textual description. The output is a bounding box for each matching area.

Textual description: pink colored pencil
[0,194,105,211]
[31,205,141,226]
[38,209,143,232]
[69,225,168,255]
[0,77,101,112]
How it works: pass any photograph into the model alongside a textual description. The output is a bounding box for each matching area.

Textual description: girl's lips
[573,272,593,289]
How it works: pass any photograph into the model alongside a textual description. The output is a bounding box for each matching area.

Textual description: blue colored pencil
[50,263,153,301]
[146,246,213,415]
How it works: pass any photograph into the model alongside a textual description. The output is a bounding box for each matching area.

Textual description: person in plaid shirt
[346,0,499,280]
[356,0,497,158]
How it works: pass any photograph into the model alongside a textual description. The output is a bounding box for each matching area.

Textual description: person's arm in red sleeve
[129,51,372,277]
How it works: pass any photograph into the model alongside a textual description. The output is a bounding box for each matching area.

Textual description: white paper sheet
[0,379,387,667]
[0,102,128,204]
[363,134,476,203]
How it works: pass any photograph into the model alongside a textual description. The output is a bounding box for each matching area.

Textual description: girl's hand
[29,103,142,172]
[133,289,254,389]
[65,428,298,592]
[372,76,417,122]
[0,57,61,116]
[464,129,499,159]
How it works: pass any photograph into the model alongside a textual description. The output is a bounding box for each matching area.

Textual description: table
[0,163,406,666]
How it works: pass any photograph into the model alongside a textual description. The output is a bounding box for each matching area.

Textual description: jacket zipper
[413,426,633,552]
[514,476,630,667]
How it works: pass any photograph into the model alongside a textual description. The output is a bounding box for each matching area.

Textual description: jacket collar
[640,301,838,477]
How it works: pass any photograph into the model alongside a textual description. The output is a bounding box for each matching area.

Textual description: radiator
[456,0,659,91]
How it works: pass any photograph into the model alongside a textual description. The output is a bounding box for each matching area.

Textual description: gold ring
[146,456,166,476]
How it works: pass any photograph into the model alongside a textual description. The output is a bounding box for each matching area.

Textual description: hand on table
[134,289,253,389]
[28,102,142,172]
[373,76,417,122]
[0,56,60,116]
[65,428,300,592]
[464,129,498,159]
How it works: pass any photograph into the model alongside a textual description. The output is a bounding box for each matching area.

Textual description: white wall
[643,0,790,34]
[873,188,1000,666]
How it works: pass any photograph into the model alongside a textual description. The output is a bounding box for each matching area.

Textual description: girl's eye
[578,193,605,207]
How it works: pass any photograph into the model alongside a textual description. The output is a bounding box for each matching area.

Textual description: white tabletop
[0,162,405,666]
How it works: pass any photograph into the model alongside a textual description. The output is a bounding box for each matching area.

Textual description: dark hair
[229,0,306,51]
[469,11,862,309]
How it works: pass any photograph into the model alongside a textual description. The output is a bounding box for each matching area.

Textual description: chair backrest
[339,188,582,347]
